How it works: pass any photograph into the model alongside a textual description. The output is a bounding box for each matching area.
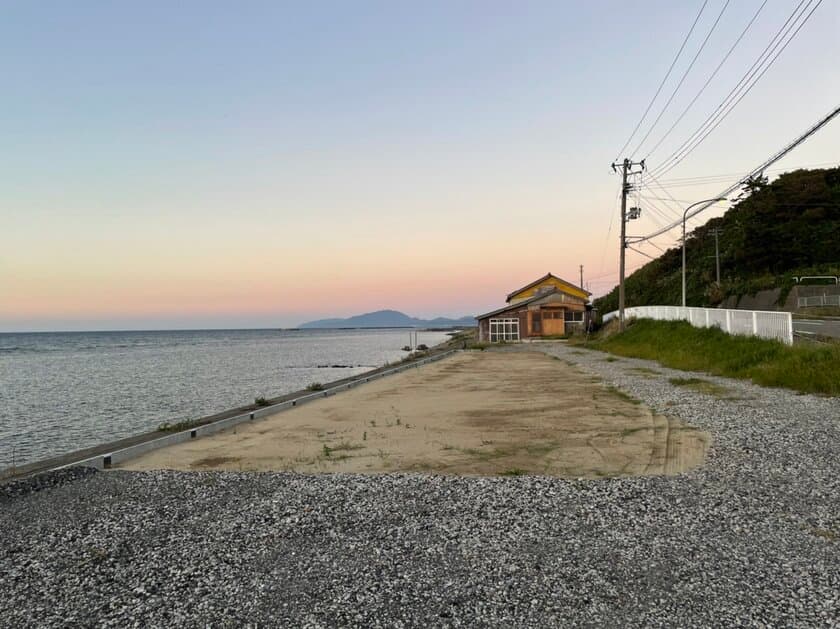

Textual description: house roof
[475,288,559,320]
[505,272,591,302]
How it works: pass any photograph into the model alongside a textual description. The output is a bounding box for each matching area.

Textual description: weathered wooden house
[476,273,591,342]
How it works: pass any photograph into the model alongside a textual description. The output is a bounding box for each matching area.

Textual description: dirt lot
[120,351,708,477]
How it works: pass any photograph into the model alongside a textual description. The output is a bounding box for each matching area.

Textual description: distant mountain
[299,309,476,329]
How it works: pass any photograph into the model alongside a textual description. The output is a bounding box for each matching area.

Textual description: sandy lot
[120,351,708,477]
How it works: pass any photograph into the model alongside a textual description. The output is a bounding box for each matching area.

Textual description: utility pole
[579,265,584,291]
[612,158,645,330]
[710,228,723,284]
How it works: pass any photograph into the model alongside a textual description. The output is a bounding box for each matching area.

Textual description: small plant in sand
[157,418,203,433]
[322,444,332,458]
[306,382,324,392]
[254,396,270,407]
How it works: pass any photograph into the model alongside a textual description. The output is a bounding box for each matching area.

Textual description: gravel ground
[1,345,838,628]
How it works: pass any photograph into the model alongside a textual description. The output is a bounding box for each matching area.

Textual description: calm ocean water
[0,328,451,470]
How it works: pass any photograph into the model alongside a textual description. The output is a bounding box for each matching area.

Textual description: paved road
[793,317,840,339]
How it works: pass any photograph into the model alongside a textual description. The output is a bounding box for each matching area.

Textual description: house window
[564,310,584,322]
[489,318,520,342]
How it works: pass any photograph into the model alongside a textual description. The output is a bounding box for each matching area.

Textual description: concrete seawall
[2,349,459,481]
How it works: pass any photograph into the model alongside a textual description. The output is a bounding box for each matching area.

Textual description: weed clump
[596,319,840,396]
[157,418,203,433]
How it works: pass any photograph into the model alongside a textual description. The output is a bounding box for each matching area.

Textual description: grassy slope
[588,320,840,396]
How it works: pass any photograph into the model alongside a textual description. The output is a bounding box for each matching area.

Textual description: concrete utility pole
[579,265,584,291]
[612,158,645,331]
[710,228,723,284]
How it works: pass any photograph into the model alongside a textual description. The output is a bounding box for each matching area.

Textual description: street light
[682,198,727,307]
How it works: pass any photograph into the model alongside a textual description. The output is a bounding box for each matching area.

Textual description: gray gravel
[1,345,838,627]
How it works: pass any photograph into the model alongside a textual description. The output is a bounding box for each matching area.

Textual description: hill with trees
[595,166,840,313]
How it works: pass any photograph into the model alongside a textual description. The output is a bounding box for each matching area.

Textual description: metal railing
[797,295,840,307]
[603,306,793,345]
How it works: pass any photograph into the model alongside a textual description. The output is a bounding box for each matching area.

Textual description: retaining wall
[31,350,459,474]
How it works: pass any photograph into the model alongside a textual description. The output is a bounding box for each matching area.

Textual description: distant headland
[298,309,475,329]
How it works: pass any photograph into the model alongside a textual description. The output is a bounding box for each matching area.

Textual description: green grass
[668,377,730,397]
[157,418,204,432]
[595,320,840,396]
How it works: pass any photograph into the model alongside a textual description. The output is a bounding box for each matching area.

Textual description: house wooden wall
[508,277,588,304]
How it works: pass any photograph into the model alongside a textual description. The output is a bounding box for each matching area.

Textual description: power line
[648,0,823,179]
[643,0,767,160]
[627,246,658,260]
[653,0,824,179]
[655,161,839,185]
[597,187,623,278]
[631,0,731,157]
[635,102,840,243]
[641,172,707,227]
[648,0,813,177]
[613,1,709,161]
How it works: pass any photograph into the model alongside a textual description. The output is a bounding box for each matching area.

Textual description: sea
[0,328,452,471]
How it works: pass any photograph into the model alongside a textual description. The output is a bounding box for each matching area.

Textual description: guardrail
[40,349,459,474]
[798,295,840,307]
[603,306,793,345]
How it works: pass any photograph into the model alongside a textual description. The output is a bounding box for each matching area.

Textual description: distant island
[299,309,476,329]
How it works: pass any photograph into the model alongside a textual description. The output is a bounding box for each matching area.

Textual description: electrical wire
[613,1,709,161]
[643,0,768,160]
[627,246,658,260]
[636,102,840,242]
[631,0,732,157]
[648,0,812,177]
[648,0,823,179]
[655,161,839,185]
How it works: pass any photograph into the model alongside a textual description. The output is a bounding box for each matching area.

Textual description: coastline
[119,349,708,477]
[1,331,470,482]
[2,344,837,626]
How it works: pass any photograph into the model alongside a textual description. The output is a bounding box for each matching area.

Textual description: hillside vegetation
[595,167,840,313]
[589,319,840,396]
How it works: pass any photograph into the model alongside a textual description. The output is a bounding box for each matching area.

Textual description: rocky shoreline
[1,345,837,627]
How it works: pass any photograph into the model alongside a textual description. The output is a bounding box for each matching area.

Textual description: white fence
[603,306,793,345]
[797,295,840,307]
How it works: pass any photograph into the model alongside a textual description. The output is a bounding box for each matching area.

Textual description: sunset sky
[2,1,838,331]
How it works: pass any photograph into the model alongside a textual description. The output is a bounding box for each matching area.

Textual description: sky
[1,1,838,331]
